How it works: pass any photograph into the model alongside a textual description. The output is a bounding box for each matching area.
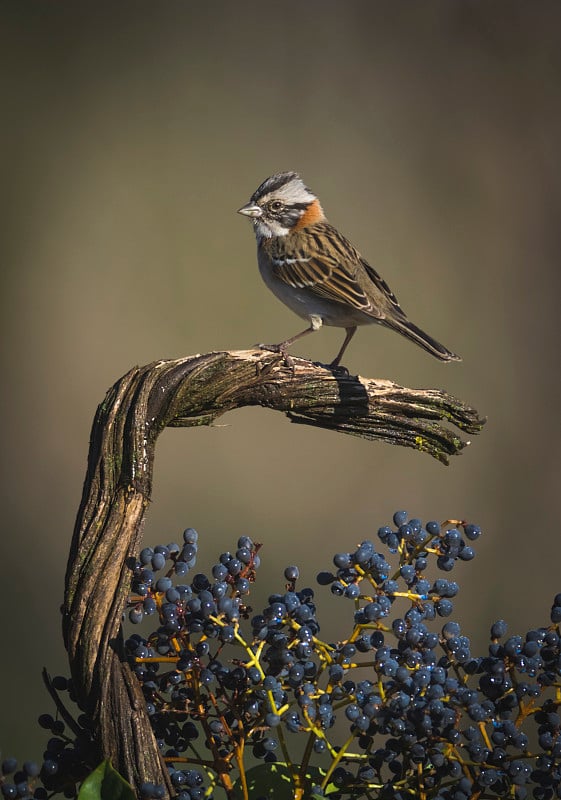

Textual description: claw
[257,343,295,371]
[329,363,350,376]
[283,353,296,371]
[256,343,283,354]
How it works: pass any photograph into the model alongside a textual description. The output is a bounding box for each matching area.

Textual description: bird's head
[238,171,325,239]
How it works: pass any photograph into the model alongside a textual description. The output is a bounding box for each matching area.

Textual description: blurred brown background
[2,1,560,761]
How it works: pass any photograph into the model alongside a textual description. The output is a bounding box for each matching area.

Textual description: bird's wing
[359,259,406,318]
[270,224,405,319]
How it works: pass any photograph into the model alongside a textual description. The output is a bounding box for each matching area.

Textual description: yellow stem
[233,739,248,800]
[320,732,356,791]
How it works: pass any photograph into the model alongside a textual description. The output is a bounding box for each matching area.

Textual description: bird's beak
[237,203,263,218]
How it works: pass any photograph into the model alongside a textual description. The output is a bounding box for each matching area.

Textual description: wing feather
[269,223,405,319]
[360,259,405,317]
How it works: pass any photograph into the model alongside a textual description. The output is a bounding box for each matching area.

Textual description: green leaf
[77,760,136,800]
[233,762,328,799]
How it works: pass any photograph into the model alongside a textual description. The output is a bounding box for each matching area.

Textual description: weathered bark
[62,349,485,796]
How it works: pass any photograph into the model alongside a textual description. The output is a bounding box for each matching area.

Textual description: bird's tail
[385,317,461,362]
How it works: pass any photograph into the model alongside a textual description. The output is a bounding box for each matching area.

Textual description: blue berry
[183,528,198,544]
[284,565,299,582]
[463,524,482,541]
[129,606,144,624]
[140,547,154,565]
[1,760,17,776]
[151,552,166,571]
[491,620,507,639]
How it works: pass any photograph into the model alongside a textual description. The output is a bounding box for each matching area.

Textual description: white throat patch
[254,218,291,239]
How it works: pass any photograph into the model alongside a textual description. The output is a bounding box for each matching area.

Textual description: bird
[237,171,461,368]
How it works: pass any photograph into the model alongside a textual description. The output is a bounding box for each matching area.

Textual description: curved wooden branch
[62,349,485,795]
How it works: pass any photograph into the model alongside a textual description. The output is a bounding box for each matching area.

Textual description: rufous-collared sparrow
[238,171,460,367]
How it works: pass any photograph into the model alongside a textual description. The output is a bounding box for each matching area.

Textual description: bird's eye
[269,200,284,213]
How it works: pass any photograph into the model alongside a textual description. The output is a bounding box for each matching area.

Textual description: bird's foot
[330,363,350,376]
[310,359,351,376]
[256,342,283,354]
[256,343,295,370]
[326,358,351,376]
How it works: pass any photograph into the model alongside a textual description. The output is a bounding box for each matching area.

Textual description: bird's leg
[258,316,322,365]
[329,326,357,368]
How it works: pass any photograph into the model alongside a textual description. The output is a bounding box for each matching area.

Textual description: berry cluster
[2,513,560,800]
[0,761,43,800]
[122,514,561,799]
[1,677,96,799]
